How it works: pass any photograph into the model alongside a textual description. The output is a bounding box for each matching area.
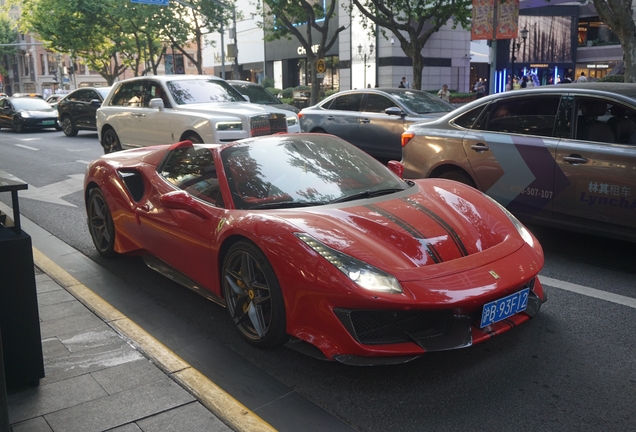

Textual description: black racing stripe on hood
[403,198,469,257]
[365,204,443,264]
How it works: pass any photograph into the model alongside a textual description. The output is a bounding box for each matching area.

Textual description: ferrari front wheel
[222,241,288,348]
[87,188,117,258]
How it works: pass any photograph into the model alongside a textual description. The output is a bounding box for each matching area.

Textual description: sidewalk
[5,253,274,432]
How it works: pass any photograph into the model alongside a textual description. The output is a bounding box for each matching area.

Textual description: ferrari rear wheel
[102,129,122,154]
[222,241,288,348]
[87,188,117,258]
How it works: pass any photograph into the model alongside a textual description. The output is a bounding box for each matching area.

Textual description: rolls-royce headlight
[216,121,243,131]
[286,116,298,126]
[295,233,403,293]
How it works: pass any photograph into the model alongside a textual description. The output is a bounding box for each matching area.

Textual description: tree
[0,14,17,77]
[592,0,636,82]
[349,0,472,90]
[259,0,347,105]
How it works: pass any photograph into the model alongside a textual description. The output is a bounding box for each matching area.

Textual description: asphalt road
[1,129,635,431]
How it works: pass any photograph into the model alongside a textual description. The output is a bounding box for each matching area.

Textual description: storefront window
[578,18,619,47]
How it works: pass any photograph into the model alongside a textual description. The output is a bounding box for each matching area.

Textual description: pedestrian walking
[437,84,450,102]
[398,77,410,88]
[577,72,588,82]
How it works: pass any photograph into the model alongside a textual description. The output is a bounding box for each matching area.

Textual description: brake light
[298,112,304,119]
[401,132,414,147]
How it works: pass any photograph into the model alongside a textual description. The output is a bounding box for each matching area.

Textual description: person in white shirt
[437,84,450,102]
[577,72,588,82]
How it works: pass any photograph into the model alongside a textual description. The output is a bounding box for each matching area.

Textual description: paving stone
[39,310,105,339]
[35,278,64,294]
[10,415,53,432]
[107,424,143,432]
[137,401,232,432]
[59,327,124,353]
[44,379,195,432]
[37,289,76,306]
[8,373,107,424]
[41,342,143,386]
[91,358,167,395]
[41,337,71,359]
[38,300,87,321]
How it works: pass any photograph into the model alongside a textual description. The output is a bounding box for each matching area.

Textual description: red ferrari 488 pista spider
[84,134,546,365]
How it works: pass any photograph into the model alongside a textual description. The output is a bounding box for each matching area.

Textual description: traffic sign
[131,0,169,5]
[316,59,326,74]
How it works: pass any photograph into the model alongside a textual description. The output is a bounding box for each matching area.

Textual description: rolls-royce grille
[250,114,287,137]
[334,309,452,345]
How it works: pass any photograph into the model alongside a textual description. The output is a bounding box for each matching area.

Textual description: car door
[77,89,102,129]
[319,93,363,145]
[134,81,177,146]
[136,145,225,290]
[357,93,407,159]
[66,89,90,128]
[462,94,563,220]
[553,95,636,235]
[105,81,148,147]
[0,98,13,127]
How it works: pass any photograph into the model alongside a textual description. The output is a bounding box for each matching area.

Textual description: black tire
[183,133,203,144]
[102,129,122,154]
[87,188,117,258]
[222,241,288,348]
[61,115,78,137]
[13,116,24,133]
[438,170,476,188]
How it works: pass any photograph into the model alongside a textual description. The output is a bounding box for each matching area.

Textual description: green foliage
[262,77,276,88]
[280,97,293,105]
[0,14,17,75]
[324,89,338,98]
[600,74,625,82]
[281,85,311,99]
[266,88,283,96]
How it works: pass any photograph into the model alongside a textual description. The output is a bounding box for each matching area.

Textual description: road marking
[77,160,92,164]
[15,144,39,150]
[32,248,277,432]
[540,275,636,309]
[67,148,93,152]
[0,169,83,207]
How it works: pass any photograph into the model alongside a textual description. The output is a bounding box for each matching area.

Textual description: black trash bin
[0,176,44,389]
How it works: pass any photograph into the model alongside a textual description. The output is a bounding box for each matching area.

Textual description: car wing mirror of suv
[149,98,165,110]
[385,107,406,117]
[90,99,102,107]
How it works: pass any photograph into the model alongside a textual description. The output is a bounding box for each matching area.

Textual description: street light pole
[357,43,374,88]
[510,27,528,90]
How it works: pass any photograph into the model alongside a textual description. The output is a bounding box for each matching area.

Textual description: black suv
[57,87,111,136]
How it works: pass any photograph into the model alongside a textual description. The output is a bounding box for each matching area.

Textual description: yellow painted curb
[33,247,277,432]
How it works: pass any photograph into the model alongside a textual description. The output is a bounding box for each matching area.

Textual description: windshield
[383,89,454,114]
[221,135,408,210]
[234,84,279,104]
[11,98,52,110]
[167,79,246,105]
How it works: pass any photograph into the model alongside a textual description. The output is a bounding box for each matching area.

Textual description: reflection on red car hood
[278,181,526,281]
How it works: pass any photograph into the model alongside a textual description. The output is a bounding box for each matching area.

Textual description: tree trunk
[308,54,320,106]
[621,36,636,83]
[411,53,424,90]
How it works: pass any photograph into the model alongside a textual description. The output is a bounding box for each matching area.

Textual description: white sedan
[96,75,300,153]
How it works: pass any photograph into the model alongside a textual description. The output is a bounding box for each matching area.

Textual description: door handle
[359,118,370,124]
[131,113,146,118]
[326,116,334,121]
[470,143,490,152]
[563,155,588,164]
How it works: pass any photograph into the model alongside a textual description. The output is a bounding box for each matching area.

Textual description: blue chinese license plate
[42,120,55,125]
[480,288,530,328]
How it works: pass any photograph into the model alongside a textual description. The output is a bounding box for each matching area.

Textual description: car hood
[275,181,528,281]
[176,101,290,117]
[23,109,57,116]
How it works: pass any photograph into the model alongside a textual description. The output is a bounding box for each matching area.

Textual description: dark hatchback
[58,87,111,137]
[0,97,61,132]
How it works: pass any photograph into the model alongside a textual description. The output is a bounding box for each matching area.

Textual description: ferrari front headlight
[482,194,534,247]
[295,233,403,293]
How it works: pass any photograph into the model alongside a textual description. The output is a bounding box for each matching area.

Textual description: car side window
[110,82,146,107]
[575,97,636,144]
[0,99,8,109]
[481,96,561,137]
[85,90,99,102]
[70,90,88,102]
[332,93,363,112]
[146,82,171,108]
[160,146,222,207]
[364,94,396,113]
[451,105,487,129]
